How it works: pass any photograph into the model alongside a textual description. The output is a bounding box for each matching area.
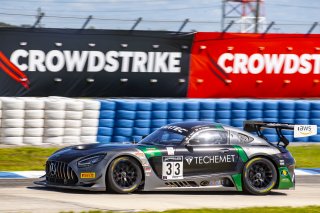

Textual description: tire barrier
[0,97,100,146]
[96,99,320,143]
[1,98,320,145]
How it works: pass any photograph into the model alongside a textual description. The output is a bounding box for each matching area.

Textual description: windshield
[139,129,186,146]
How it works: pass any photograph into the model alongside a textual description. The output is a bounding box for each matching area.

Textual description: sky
[0,0,319,33]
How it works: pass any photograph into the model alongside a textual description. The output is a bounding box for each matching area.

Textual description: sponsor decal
[162,156,183,180]
[80,172,96,179]
[185,155,236,165]
[281,170,288,176]
[294,125,317,138]
[138,146,162,159]
[10,49,182,73]
[144,167,152,173]
[133,151,145,159]
[162,125,188,134]
[279,159,285,166]
[218,53,320,75]
[185,156,193,165]
[166,147,175,156]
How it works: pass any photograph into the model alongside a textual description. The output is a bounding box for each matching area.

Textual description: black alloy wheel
[243,157,277,195]
[107,156,142,193]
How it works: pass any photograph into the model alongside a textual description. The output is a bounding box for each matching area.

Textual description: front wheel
[107,156,142,194]
[243,157,277,195]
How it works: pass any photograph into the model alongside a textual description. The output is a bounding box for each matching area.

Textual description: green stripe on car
[232,173,243,191]
[278,166,294,189]
[233,145,249,163]
[138,146,162,159]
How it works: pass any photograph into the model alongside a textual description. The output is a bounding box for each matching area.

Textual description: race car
[35,121,310,195]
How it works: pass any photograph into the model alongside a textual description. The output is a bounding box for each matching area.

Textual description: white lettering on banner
[9,49,182,73]
[217,53,320,74]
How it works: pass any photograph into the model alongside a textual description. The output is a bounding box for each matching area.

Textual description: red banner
[188,32,320,98]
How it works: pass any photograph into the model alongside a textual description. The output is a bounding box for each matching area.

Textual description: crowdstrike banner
[0,28,193,97]
[188,32,320,98]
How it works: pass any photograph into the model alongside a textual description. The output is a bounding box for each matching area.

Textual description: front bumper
[34,179,106,191]
[40,158,108,191]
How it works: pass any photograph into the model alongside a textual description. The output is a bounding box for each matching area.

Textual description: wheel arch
[105,154,145,190]
[246,154,280,189]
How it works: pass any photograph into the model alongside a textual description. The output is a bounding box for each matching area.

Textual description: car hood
[48,143,138,163]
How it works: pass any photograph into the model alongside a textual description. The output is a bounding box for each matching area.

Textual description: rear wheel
[243,157,277,195]
[107,156,142,194]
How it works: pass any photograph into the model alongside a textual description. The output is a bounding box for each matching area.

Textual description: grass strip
[61,206,320,213]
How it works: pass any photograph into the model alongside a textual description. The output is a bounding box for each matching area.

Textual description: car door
[176,129,240,177]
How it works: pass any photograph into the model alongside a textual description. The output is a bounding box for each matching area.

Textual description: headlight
[77,154,106,168]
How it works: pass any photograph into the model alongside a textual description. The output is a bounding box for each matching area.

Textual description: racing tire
[44,119,65,128]
[2,110,25,119]
[45,100,66,110]
[45,110,65,120]
[2,119,24,128]
[65,111,83,120]
[83,110,100,119]
[44,128,64,137]
[242,157,277,195]
[43,136,63,145]
[64,128,81,136]
[107,156,142,194]
[2,98,25,110]
[25,119,44,128]
[66,101,84,111]
[65,120,82,128]
[25,110,45,119]
[99,100,115,111]
[81,127,98,136]
[83,100,101,110]
[24,99,45,110]
[2,137,24,145]
[24,128,44,137]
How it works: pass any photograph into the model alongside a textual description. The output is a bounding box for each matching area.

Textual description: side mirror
[187,139,200,146]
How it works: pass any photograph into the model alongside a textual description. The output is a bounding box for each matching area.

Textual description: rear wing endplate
[243,121,317,147]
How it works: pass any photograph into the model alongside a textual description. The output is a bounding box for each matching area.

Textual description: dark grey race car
[35,121,297,195]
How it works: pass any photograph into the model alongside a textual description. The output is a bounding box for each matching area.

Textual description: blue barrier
[200,101,215,110]
[184,101,200,111]
[168,111,184,119]
[96,99,320,143]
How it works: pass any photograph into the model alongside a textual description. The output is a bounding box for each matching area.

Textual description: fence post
[177,19,189,33]
[81,15,92,29]
[306,22,318,35]
[131,17,142,30]
[32,12,45,28]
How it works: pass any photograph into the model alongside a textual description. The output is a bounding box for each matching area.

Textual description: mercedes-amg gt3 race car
[35,121,315,195]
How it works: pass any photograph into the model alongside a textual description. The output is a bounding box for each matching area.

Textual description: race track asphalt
[0,176,319,213]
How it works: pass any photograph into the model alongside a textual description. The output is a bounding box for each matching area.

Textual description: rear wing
[243,121,317,147]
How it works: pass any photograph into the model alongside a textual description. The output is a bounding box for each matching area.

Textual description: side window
[191,130,228,145]
[229,131,254,144]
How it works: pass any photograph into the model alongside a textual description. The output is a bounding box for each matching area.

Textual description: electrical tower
[221,0,265,33]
